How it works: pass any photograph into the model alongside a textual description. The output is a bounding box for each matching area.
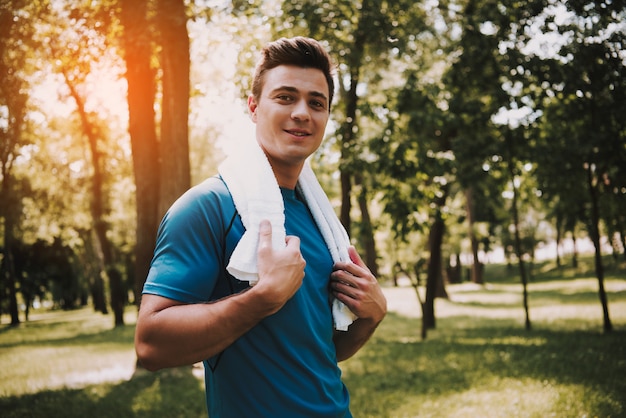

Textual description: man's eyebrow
[309,90,329,103]
[271,85,328,103]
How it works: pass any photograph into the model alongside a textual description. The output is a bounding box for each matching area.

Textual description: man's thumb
[258,220,272,251]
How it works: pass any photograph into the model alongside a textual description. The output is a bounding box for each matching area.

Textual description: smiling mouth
[285,130,310,137]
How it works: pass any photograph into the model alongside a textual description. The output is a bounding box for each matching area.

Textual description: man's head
[251,37,335,111]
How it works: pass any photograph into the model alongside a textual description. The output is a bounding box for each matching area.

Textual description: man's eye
[277,95,293,102]
[310,100,325,109]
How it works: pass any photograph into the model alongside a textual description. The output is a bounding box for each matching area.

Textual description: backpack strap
[207,208,239,373]
[221,209,239,295]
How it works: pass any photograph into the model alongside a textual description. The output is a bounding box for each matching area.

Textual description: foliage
[13,238,83,311]
[0,0,625,334]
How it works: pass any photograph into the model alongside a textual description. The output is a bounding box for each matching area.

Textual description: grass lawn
[1,257,625,417]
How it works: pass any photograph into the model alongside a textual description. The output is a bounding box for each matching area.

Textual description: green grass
[1,257,625,417]
[0,308,207,417]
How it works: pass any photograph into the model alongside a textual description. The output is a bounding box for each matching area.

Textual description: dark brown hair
[251,37,335,111]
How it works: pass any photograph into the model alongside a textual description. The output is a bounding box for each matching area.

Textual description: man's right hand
[252,220,305,314]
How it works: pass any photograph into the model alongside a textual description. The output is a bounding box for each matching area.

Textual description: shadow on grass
[448,288,626,310]
[484,255,626,285]
[0,367,207,418]
[343,312,626,417]
[0,312,135,348]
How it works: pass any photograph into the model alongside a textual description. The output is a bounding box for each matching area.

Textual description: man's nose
[291,100,310,121]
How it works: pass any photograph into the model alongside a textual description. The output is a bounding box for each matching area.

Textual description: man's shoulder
[167,175,235,219]
[188,175,230,197]
[178,175,231,203]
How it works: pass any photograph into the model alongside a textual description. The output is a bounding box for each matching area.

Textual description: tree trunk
[572,231,578,268]
[338,69,359,234]
[422,186,448,339]
[340,171,352,235]
[1,165,20,326]
[338,17,365,235]
[508,163,531,331]
[62,72,123,325]
[88,230,108,315]
[586,164,612,332]
[2,245,20,326]
[156,0,191,218]
[121,0,160,307]
[0,31,28,325]
[78,228,107,314]
[354,173,379,277]
[465,187,483,284]
[555,214,562,268]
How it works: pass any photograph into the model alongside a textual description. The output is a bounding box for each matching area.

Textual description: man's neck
[273,165,303,189]
[265,158,304,190]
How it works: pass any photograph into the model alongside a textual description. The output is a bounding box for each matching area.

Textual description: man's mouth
[285,129,310,137]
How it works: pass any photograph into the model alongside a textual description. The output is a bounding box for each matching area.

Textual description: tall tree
[120,0,191,306]
[0,0,34,326]
[120,0,160,305]
[41,4,128,324]
[372,74,456,338]
[273,0,427,276]
[505,134,532,330]
[156,0,191,218]
[531,0,625,332]
[442,0,548,285]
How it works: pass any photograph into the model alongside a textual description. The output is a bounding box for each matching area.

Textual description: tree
[37,4,129,324]
[372,73,455,338]
[120,0,160,305]
[271,0,429,277]
[155,0,191,218]
[504,132,533,330]
[442,0,549,286]
[14,238,79,317]
[0,0,34,326]
[119,0,191,306]
[530,0,625,332]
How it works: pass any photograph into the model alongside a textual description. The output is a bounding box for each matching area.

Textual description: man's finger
[285,235,301,249]
[348,246,364,266]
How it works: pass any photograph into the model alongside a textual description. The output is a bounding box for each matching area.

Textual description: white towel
[218,140,356,331]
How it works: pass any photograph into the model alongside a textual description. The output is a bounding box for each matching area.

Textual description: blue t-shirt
[143,176,352,418]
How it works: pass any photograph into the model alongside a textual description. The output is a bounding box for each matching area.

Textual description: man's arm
[330,246,387,362]
[135,220,305,371]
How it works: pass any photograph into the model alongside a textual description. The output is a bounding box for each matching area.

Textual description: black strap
[222,210,238,295]
[208,209,238,373]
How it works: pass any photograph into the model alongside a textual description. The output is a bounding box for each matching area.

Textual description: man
[135,36,387,417]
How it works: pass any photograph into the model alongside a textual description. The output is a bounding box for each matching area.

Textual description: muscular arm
[135,220,305,371]
[330,246,387,362]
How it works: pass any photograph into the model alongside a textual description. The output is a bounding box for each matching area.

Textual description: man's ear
[247,95,258,122]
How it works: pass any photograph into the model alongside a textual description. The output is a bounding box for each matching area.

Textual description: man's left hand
[330,246,387,324]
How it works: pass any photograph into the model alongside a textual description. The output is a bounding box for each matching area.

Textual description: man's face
[248,65,330,174]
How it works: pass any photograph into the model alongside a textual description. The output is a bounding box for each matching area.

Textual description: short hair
[251,36,336,111]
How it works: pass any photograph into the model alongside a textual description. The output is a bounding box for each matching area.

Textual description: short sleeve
[143,177,236,303]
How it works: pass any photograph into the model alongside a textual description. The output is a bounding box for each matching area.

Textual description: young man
[135,36,387,417]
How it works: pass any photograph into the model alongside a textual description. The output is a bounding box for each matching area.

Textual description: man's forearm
[135,291,273,371]
[333,317,382,362]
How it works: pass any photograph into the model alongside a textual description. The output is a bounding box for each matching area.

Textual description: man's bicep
[138,293,185,315]
[144,203,226,302]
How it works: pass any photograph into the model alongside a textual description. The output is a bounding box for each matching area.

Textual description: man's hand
[330,246,387,361]
[252,220,306,315]
[330,246,387,324]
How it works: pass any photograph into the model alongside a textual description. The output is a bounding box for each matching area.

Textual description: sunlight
[187,17,257,157]
[522,3,574,60]
[28,72,75,118]
[29,58,127,131]
[82,63,128,122]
